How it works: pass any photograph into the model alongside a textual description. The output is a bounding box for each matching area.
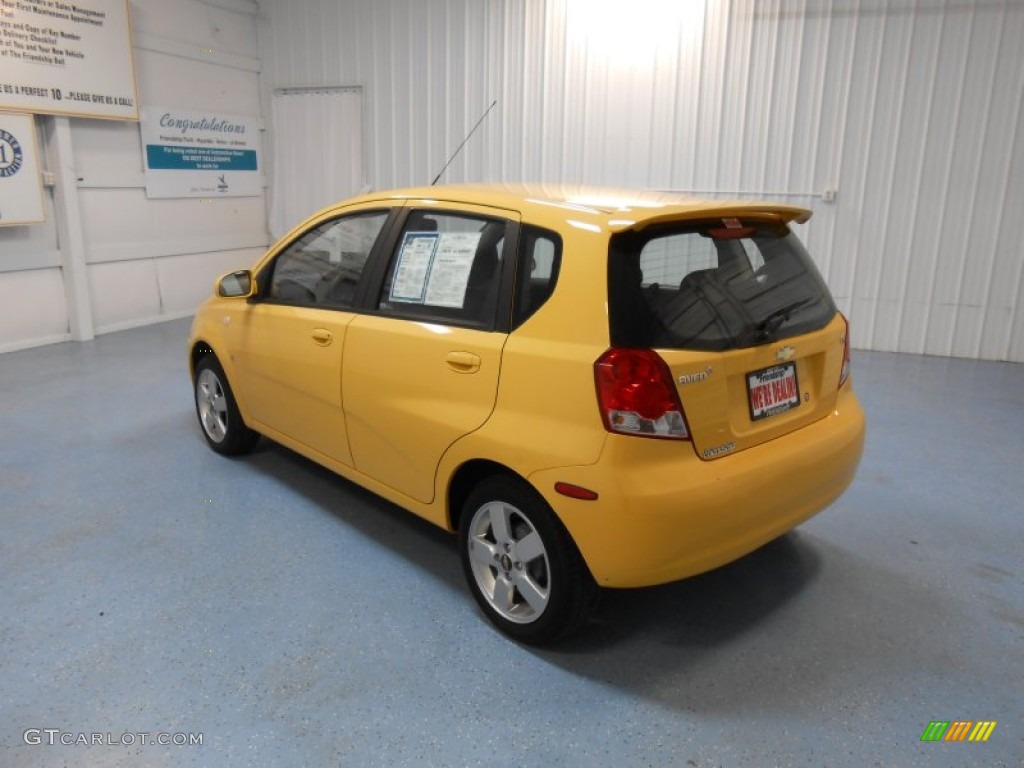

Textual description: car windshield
[608,219,836,351]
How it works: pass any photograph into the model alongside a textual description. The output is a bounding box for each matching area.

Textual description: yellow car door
[228,208,393,466]
[231,304,354,463]
[342,204,517,503]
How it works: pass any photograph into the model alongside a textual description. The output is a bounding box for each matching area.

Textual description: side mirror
[216,270,256,298]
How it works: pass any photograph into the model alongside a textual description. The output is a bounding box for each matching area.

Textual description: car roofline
[339,183,812,229]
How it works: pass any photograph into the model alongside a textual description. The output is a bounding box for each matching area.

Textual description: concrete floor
[0,317,1021,768]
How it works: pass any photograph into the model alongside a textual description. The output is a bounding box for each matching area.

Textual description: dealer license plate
[747,363,800,421]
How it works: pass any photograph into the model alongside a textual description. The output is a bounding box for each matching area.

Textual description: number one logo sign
[0,129,24,179]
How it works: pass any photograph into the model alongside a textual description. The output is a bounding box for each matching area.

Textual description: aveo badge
[678,367,713,385]
[703,442,735,459]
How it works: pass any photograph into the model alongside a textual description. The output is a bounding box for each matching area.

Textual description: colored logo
[920,720,997,742]
[0,129,24,179]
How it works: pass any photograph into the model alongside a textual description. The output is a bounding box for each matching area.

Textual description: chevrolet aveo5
[188,184,865,644]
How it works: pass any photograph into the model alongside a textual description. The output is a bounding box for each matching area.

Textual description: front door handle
[312,328,333,346]
[446,351,481,374]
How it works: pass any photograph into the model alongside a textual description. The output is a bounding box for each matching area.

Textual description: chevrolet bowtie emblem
[775,346,796,361]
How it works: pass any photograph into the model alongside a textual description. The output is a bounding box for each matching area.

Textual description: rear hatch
[608,213,847,459]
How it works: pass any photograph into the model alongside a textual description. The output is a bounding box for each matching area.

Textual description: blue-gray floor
[1,318,1021,767]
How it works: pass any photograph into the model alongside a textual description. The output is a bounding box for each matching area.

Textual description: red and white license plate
[747,363,800,421]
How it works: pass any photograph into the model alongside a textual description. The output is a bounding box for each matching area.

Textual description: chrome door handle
[445,351,481,373]
[312,328,333,345]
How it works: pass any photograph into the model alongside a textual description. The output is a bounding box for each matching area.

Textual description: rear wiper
[747,297,818,342]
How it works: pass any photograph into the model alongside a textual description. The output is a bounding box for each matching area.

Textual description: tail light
[594,348,689,439]
[839,313,851,388]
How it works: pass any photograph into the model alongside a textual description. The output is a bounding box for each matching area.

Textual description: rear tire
[459,475,598,644]
[193,355,259,456]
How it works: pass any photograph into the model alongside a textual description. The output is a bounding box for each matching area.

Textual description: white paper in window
[424,232,482,308]
[390,232,439,303]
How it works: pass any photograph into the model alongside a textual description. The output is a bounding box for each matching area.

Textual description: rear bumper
[530,387,866,587]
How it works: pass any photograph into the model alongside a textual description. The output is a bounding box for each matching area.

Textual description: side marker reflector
[555,482,599,501]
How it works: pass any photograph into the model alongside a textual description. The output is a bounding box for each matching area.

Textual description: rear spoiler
[608,203,812,233]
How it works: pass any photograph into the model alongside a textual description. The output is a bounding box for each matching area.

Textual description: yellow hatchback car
[189,184,865,644]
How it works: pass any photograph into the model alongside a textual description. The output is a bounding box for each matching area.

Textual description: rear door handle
[446,351,481,373]
[312,328,333,346]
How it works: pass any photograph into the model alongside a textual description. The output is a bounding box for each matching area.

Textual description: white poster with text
[0,0,138,120]
[141,107,263,199]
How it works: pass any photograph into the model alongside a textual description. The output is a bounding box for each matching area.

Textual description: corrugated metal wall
[258,0,1024,361]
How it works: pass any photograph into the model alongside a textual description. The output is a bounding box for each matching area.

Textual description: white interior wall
[0,118,66,351]
[0,0,268,353]
[258,0,1024,362]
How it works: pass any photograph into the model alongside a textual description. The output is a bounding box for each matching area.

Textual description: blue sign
[146,145,258,172]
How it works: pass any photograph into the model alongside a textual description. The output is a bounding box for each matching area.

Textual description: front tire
[459,476,598,644]
[193,355,259,456]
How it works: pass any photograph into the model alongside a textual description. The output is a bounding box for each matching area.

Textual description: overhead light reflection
[567,219,602,233]
[565,0,704,67]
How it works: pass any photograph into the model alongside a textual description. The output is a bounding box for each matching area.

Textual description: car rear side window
[265,211,388,308]
[609,219,835,351]
[377,210,508,330]
[512,225,561,329]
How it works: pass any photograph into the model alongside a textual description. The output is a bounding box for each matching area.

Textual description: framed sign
[0,111,44,226]
[0,0,138,120]
[140,107,263,199]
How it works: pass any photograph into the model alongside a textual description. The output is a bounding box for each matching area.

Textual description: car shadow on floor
[227,440,950,718]
[243,439,466,593]
[566,531,821,651]
[240,437,822,652]
[232,441,977,721]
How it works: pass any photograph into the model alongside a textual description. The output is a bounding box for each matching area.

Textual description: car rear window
[608,219,836,351]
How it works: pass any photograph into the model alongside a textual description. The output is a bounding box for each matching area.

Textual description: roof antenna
[431,99,498,186]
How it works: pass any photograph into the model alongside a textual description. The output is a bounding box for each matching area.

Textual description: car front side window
[264,210,389,308]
